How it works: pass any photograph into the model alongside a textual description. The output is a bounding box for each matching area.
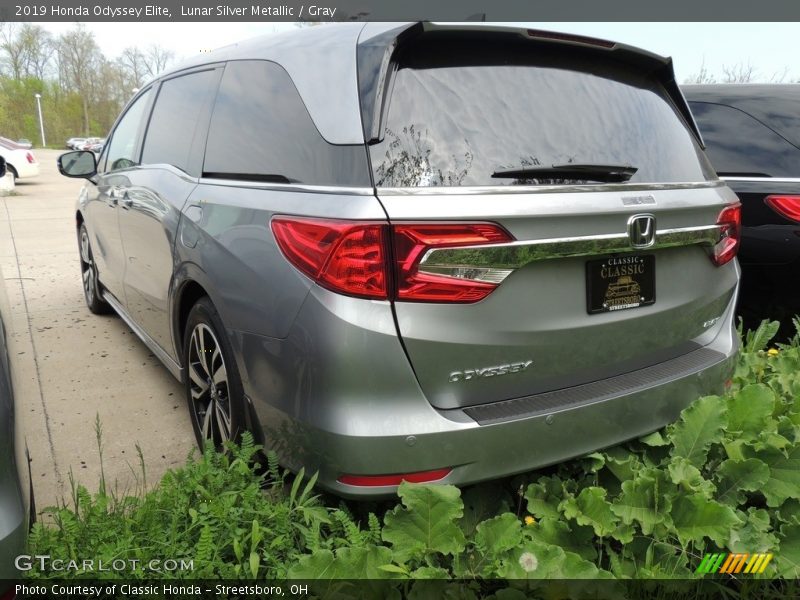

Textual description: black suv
[684,84,800,337]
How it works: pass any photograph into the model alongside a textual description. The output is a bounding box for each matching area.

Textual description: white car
[0,141,40,181]
[66,137,86,150]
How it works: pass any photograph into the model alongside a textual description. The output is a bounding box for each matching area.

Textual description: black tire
[78,223,112,314]
[183,297,248,451]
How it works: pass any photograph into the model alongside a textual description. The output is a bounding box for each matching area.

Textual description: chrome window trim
[378,181,725,196]
[721,176,800,184]
[198,177,375,196]
[419,225,722,284]
[194,179,727,196]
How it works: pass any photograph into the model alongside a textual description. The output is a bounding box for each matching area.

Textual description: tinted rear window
[370,39,714,187]
[689,101,800,178]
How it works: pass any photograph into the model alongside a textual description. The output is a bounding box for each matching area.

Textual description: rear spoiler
[356,22,705,148]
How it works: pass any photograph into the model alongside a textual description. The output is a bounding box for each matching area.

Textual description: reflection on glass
[370,44,714,188]
[61,152,95,176]
[373,125,473,187]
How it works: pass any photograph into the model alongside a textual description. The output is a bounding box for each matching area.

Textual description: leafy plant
[28,433,331,579]
[27,319,800,589]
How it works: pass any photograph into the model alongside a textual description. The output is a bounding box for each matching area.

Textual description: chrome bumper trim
[419,225,722,283]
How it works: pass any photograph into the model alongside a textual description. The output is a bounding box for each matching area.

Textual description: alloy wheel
[79,228,95,304]
[188,323,231,447]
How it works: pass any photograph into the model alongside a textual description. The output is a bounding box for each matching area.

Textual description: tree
[0,23,52,80]
[143,44,174,79]
[17,24,53,80]
[0,23,25,80]
[684,59,716,84]
[118,46,148,90]
[56,24,101,135]
[722,62,756,83]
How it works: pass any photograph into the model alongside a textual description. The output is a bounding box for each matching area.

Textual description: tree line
[0,23,174,146]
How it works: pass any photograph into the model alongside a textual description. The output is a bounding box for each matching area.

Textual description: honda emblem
[627,214,656,248]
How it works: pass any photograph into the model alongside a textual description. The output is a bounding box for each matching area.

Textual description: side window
[203,60,369,187]
[141,68,221,177]
[690,101,800,178]
[104,89,152,173]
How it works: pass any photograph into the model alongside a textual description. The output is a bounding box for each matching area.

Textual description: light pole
[34,93,45,148]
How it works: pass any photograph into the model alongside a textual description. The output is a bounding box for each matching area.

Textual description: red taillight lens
[272,217,513,303]
[712,204,741,267]
[273,218,514,304]
[25,152,35,164]
[338,468,452,487]
[765,195,800,223]
[271,217,388,299]
[393,224,513,302]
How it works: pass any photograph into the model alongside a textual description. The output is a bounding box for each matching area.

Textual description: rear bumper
[14,161,39,179]
[318,346,734,499]
[237,284,739,499]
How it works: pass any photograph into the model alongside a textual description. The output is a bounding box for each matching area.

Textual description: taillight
[393,224,513,302]
[338,468,452,487]
[765,195,800,223]
[271,217,388,299]
[712,204,741,267]
[272,218,513,303]
[25,152,35,164]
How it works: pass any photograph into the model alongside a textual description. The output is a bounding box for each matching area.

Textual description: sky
[37,22,800,84]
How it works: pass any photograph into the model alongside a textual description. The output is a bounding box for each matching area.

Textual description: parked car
[66,137,86,150]
[58,23,740,498]
[78,137,104,151]
[0,156,34,583]
[0,139,39,181]
[86,141,104,154]
[15,139,32,150]
[683,84,800,338]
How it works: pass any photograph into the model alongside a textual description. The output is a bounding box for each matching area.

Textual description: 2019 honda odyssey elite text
[57,23,741,498]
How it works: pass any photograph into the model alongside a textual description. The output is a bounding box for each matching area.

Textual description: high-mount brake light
[765,195,800,224]
[711,204,741,267]
[338,468,452,487]
[272,218,514,303]
[526,29,616,48]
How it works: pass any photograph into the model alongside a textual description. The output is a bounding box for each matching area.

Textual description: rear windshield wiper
[491,164,638,183]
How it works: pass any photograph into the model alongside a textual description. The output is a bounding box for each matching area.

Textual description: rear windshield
[369,38,715,188]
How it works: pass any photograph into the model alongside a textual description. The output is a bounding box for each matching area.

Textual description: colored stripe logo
[696,553,773,574]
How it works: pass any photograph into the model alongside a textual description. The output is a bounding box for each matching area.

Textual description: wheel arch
[174,278,211,367]
[173,273,265,447]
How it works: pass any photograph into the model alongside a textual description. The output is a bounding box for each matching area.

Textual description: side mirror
[58,151,97,179]
[0,156,6,178]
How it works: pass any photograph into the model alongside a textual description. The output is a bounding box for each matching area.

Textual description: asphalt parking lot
[1,149,194,511]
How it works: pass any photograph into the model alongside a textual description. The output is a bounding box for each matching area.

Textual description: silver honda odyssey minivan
[58,23,740,497]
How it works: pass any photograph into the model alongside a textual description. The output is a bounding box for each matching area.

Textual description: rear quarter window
[203,60,370,187]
